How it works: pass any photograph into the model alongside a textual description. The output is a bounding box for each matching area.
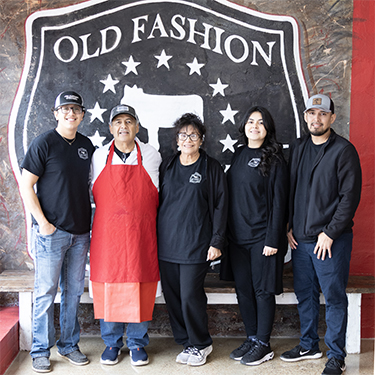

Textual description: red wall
[350,0,375,338]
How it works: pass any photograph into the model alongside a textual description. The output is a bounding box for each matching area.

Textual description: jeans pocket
[36,227,58,238]
[36,228,66,256]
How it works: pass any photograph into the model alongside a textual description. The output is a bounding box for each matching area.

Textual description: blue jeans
[30,226,89,358]
[292,232,353,361]
[100,320,149,350]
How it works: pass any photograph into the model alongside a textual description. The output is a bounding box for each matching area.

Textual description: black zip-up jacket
[159,150,228,255]
[289,129,362,241]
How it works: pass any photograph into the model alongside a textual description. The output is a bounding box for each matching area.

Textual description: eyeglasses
[177,133,200,142]
[58,106,83,114]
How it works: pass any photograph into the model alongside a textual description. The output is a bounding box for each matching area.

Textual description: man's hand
[287,229,298,250]
[207,246,222,261]
[314,232,333,260]
[39,222,56,236]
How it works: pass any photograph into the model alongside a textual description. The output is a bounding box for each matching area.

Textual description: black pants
[229,241,276,343]
[159,260,212,349]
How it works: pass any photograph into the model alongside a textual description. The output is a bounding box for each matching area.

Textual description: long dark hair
[238,106,283,176]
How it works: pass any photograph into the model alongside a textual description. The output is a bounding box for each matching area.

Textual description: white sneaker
[187,345,213,366]
[176,346,193,364]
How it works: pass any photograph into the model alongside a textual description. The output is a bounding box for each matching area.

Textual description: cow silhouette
[121,85,204,150]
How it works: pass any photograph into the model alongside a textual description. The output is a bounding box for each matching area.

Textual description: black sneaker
[240,341,274,366]
[230,338,255,360]
[32,357,51,373]
[57,349,89,365]
[280,344,322,362]
[322,357,346,374]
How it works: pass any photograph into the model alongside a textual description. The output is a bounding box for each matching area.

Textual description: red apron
[90,141,159,322]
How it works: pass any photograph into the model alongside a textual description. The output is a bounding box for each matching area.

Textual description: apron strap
[135,140,142,166]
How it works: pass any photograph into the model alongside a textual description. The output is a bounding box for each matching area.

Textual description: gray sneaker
[32,357,51,373]
[57,349,89,365]
[186,345,213,366]
[176,346,193,364]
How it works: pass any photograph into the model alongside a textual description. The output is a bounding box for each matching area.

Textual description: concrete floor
[5,337,374,375]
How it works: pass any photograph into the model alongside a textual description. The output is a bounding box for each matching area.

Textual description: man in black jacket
[280,94,362,375]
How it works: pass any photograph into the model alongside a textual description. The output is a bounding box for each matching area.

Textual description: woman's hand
[207,246,222,261]
[263,246,278,256]
[287,229,298,250]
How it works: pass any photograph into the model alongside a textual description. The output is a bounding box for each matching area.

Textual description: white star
[186,57,205,76]
[122,55,141,75]
[220,134,238,153]
[155,49,173,70]
[220,104,239,124]
[209,78,229,97]
[88,130,106,147]
[100,74,119,94]
[87,102,107,123]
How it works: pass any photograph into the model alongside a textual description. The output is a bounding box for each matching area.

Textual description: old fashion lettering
[53,12,276,66]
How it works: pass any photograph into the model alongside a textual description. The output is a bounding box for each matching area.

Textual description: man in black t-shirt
[19,91,95,373]
[280,94,361,375]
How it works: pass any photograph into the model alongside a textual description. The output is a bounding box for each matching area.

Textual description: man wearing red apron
[90,104,161,366]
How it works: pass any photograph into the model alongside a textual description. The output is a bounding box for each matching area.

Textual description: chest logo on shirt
[78,148,89,160]
[189,172,202,184]
[248,158,261,168]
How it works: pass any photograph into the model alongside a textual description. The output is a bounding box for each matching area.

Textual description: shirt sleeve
[323,143,362,239]
[91,143,111,186]
[20,137,47,177]
[265,158,289,248]
[139,141,162,190]
[208,158,228,251]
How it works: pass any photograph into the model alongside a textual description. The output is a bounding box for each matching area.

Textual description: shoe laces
[189,347,202,357]
[238,339,253,350]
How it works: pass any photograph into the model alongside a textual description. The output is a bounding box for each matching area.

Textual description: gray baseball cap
[304,94,334,113]
[109,104,139,123]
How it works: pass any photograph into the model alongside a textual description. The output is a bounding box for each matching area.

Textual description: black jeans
[229,240,276,343]
[159,260,212,349]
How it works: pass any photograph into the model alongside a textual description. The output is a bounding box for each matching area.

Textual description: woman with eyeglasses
[157,113,228,366]
[222,106,288,366]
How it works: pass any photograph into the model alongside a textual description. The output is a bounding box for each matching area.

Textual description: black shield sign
[9,0,308,180]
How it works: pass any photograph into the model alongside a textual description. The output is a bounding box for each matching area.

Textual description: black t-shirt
[293,138,323,242]
[21,129,95,234]
[157,155,211,264]
[227,147,267,245]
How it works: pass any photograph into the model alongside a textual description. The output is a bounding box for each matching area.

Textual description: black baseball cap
[54,91,85,109]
